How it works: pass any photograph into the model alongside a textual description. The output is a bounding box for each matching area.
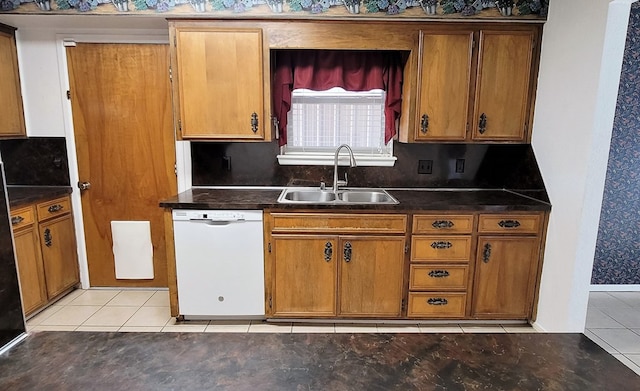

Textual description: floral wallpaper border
[0,0,548,18]
[592,2,640,285]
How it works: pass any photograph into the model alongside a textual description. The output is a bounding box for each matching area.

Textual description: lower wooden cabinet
[11,195,79,317]
[471,236,540,319]
[39,214,80,298]
[12,212,48,314]
[267,213,407,318]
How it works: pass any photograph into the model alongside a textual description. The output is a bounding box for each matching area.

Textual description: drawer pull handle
[344,241,352,263]
[498,220,521,228]
[431,220,454,229]
[44,228,53,247]
[427,298,448,306]
[420,114,429,134]
[324,242,332,262]
[11,216,24,225]
[48,204,64,213]
[428,270,450,278]
[431,241,453,249]
[483,243,492,263]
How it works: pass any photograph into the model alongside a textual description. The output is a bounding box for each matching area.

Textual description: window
[277,88,396,166]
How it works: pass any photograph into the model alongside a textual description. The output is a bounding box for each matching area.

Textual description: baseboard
[590,284,640,292]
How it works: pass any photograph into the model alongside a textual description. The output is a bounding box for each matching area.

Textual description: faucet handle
[320,182,326,190]
[336,173,348,188]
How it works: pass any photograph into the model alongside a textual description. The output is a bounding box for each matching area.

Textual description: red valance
[273,50,404,147]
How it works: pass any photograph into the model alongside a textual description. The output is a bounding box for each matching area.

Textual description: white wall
[532,0,634,331]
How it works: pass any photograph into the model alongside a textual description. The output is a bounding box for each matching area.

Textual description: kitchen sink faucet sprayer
[333,144,357,193]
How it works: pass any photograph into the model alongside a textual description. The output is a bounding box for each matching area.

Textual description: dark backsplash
[192,142,546,191]
[0,137,70,186]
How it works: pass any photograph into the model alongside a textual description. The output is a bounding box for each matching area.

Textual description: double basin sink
[277,187,399,205]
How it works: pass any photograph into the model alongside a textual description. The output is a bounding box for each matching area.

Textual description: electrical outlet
[418,160,433,174]
[455,159,465,173]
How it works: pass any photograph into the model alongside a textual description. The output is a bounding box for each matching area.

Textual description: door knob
[78,181,91,191]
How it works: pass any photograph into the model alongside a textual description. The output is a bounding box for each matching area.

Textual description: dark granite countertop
[6,186,73,209]
[159,187,551,212]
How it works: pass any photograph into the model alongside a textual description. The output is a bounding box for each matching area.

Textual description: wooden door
[272,235,337,317]
[472,236,539,318]
[39,214,79,298]
[415,31,473,141]
[0,24,26,138]
[14,226,47,315]
[67,43,176,287]
[171,26,267,140]
[472,30,535,141]
[338,236,405,317]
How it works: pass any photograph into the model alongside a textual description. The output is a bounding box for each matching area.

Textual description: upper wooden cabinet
[414,26,540,143]
[472,30,537,141]
[0,23,26,138]
[169,22,271,141]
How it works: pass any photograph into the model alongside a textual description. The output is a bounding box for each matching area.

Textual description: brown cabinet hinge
[404,244,408,254]
[401,298,406,311]
[66,90,71,100]
[268,242,272,253]
[268,296,272,309]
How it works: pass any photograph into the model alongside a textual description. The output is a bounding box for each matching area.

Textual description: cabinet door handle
[478,113,487,134]
[44,228,53,247]
[428,270,450,278]
[48,204,64,213]
[11,216,24,225]
[251,112,259,133]
[420,114,429,134]
[431,220,454,229]
[427,298,448,306]
[343,241,352,263]
[430,241,453,249]
[498,220,521,228]
[324,242,332,262]
[482,243,492,263]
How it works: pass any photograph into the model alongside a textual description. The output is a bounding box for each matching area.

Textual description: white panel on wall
[14,29,66,137]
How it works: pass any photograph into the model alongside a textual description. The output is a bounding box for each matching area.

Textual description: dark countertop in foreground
[160,187,551,212]
[6,186,73,209]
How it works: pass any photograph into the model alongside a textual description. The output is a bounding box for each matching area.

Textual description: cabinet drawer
[409,264,468,291]
[407,292,467,318]
[478,214,541,234]
[412,236,471,262]
[412,214,473,234]
[10,206,35,230]
[37,196,71,221]
[270,213,406,234]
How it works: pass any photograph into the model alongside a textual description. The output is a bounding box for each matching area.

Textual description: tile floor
[27,288,535,335]
[584,291,640,375]
[25,289,640,375]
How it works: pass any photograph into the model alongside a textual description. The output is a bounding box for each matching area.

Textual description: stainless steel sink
[277,187,399,205]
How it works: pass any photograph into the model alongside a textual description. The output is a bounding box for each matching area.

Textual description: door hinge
[472,37,476,49]
[268,242,272,253]
[66,90,71,100]
[404,244,409,254]
[466,123,469,132]
[169,66,172,82]
[401,298,406,311]
[178,119,182,134]
[173,35,177,46]
[174,163,177,176]
[268,296,272,309]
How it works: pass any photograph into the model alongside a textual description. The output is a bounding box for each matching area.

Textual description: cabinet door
[415,31,473,141]
[338,236,405,317]
[14,227,47,315]
[272,236,337,317]
[172,25,268,140]
[472,30,535,141]
[39,214,79,299]
[0,25,26,138]
[472,236,539,319]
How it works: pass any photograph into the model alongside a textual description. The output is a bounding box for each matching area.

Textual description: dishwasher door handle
[189,219,246,226]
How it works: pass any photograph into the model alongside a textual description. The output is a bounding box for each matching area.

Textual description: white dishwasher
[172,210,265,319]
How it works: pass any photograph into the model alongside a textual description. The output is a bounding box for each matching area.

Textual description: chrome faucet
[333,144,357,193]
